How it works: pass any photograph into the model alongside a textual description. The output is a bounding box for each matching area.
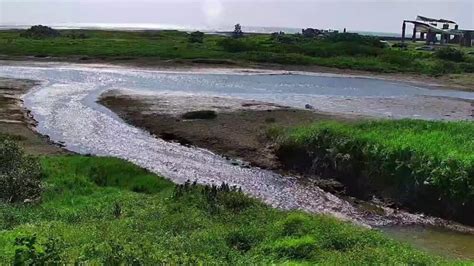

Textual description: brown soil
[99,93,357,171]
[0,78,66,155]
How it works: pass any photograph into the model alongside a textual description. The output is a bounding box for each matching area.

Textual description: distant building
[402,15,472,47]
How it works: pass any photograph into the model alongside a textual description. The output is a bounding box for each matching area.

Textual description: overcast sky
[0,0,473,33]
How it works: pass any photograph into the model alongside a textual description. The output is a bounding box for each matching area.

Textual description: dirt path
[0,78,66,155]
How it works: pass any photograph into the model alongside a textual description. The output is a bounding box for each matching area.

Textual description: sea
[0,23,401,38]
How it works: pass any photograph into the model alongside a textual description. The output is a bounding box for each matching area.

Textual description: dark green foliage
[1,29,473,76]
[392,42,408,49]
[435,47,466,62]
[232,24,244,38]
[188,31,204,43]
[0,156,442,264]
[182,110,217,120]
[218,38,254,52]
[276,120,474,223]
[226,229,262,252]
[0,139,42,203]
[325,33,384,48]
[278,213,312,237]
[65,30,88,39]
[174,181,253,214]
[113,202,122,219]
[13,236,62,265]
[85,158,167,194]
[20,25,60,39]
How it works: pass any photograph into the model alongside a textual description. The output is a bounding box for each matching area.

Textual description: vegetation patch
[20,25,60,39]
[0,139,42,203]
[0,154,444,264]
[1,29,473,77]
[182,110,217,120]
[275,119,474,224]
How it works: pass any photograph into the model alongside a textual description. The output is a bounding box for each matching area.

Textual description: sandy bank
[0,77,66,155]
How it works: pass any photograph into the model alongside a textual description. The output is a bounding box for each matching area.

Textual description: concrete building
[402,15,473,47]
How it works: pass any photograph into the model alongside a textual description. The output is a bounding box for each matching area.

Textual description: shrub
[20,25,60,39]
[218,38,254,53]
[182,110,217,120]
[325,33,384,48]
[392,42,408,49]
[278,213,312,237]
[435,47,465,62]
[13,236,62,264]
[0,139,42,203]
[188,31,204,43]
[233,24,244,38]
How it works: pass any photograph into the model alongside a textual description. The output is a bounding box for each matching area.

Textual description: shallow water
[0,61,472,120]
[0,61,473,258]
[382,226,474,260]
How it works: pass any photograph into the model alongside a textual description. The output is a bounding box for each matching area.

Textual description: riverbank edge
[0,77,67,155]
[98,91,474,234]
[1,56,472,92]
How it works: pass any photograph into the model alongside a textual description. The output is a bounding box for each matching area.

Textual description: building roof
[416,15,457,24]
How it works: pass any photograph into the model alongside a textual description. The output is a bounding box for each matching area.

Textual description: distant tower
[343,28,347,33]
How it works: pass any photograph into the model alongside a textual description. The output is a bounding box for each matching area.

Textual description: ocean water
[0,23,400,37]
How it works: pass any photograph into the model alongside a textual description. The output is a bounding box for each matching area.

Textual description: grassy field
[0,153,446,264]
[0,29,473,77]
[275,119,474,224]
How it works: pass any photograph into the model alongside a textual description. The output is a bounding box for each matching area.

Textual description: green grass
[1,29,473,76]
[276,120,474,223]
[0,155,443,264]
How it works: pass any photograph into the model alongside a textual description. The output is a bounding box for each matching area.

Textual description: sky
[0,0,473,33]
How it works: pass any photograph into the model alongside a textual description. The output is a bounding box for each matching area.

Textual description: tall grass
[0,155,443,264]
[276,120,474,223]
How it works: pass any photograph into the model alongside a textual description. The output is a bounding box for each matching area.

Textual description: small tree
[0,139,42,203]
[232,24,243,38]
[435,47,465,62]
[188,31,204,43]
[20,25,60,39]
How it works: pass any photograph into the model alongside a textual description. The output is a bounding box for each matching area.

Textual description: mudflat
[99,90,358,170]
[0,78,65,155]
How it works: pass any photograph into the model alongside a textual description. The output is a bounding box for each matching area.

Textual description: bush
[20,25,60,39]
[435,47,465,62]
[278,213,312,237]
[0,139,42,203]
[13,236,62,264]
[188,31,204,43]
[392,42,408,49]
[218,38,255,53]
[325,33,384,48]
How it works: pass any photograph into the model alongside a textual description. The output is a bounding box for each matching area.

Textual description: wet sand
[0,78,65,155]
